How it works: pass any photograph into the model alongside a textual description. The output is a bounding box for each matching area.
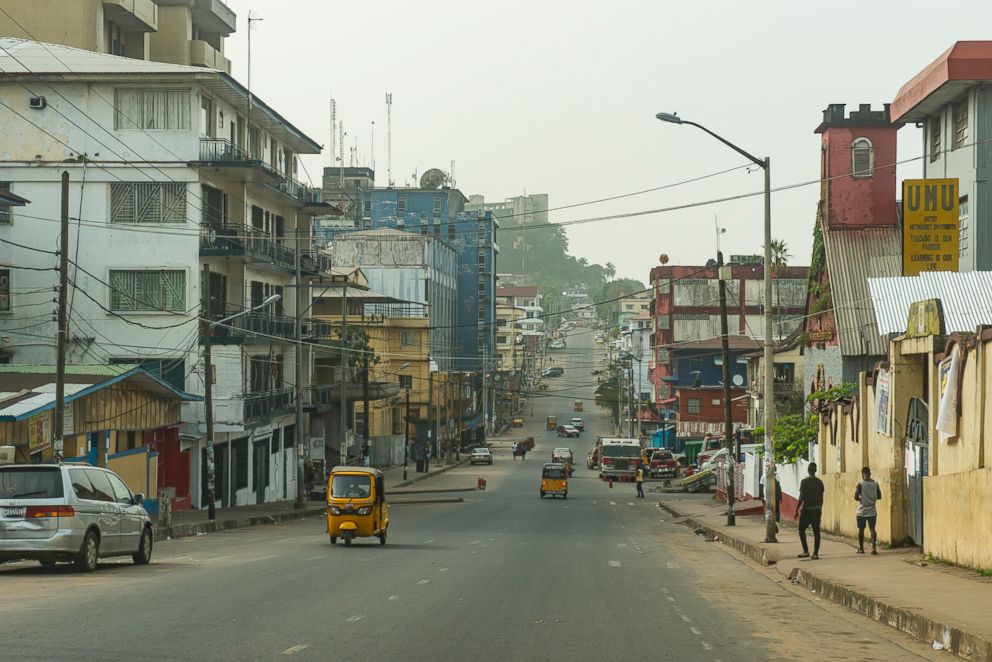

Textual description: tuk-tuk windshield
[331,474,372,498]
[542,467,565,479]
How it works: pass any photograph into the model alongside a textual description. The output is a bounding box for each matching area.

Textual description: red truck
[649,449,679,478]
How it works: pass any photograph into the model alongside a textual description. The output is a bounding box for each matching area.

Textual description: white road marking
[438,568,448,573]
[281,644,309,655]
[661,587,670,594]
[680,615,692,623]
[616,543,627,547]
[667,561,681,569]
[469,540,481,545]
[609,501,617,506]
[424,539,435,544]
[608,560,622,568]
[418,579,430,585]
[627,502,635,506]
[387,595,399,601]
[666,596,676,602]
[701,641,714,651]
[346,615,365,623]
[689,626,702,635]
[303,555,325,562]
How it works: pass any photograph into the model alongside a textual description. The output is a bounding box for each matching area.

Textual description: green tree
[764,238,792,340]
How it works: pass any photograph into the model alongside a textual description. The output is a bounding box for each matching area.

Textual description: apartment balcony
[243,388,294,423]
[304,381,400,412]
[200,219,319,276]
[156,0,236,34]
[189,39,231,73]
[103,0,159,31]
[203,310,330,344]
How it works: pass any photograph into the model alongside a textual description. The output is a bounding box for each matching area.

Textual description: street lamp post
[656,112,776,541]
[403,387,411,481]
[201,266,280,521]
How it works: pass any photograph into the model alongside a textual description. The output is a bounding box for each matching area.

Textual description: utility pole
[426,368,433,471]
[53,171,69,462]
[362,354,370,466]
[201,263,217,520]
[403,387,410,480]
[482,345,489,437]
[762,159,777,543]
[717,251,736,526]
[293,227,305,509]
[339,284,348,465]
[455,373,463,461]
[628,363,635,438]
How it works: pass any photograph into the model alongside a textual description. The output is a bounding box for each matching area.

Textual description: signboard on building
[27,412,50,452]
[902,179,959,276]
[874,369,891,436]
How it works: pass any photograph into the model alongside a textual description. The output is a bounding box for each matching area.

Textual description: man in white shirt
[855,466,882,555]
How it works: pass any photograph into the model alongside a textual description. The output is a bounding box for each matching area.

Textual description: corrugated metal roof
[868,271,992,335]
[821,227,902,356]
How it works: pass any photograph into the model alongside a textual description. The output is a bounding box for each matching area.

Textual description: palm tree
[765,239,792,340]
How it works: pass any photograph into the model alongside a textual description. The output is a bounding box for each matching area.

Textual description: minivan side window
[106,473,133,504]
[85,470,116,503]
[69,469,97,500]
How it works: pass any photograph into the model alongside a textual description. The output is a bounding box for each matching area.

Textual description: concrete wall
[923,467,992,569]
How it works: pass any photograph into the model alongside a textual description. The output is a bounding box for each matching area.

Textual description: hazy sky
[227,0,992,282]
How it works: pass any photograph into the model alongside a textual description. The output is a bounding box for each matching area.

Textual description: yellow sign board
[902,179,959,276]
[27,412,51,452]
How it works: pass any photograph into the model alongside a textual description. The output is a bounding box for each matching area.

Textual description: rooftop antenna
[386,93,393,187]
[246,11,263,157]
[329,96,337,168]
[370,121,375,172]
[338,123,346,187]
[450,160,456,188]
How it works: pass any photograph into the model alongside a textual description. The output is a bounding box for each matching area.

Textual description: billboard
[902,179,959,276]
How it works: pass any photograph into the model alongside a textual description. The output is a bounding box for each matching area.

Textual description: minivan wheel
[74,531,99,572]
[133,528,153,565]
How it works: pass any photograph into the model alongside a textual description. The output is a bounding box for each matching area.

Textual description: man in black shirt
[795,462,825,560]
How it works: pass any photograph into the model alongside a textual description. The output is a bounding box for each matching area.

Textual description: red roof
[892,41,992,123]
[496,286,539,297]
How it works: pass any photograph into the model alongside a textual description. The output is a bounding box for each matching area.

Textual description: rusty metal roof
[821,227,902,356]
[868,271,992,336]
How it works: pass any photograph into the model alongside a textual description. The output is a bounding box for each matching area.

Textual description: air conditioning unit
[0,446,16,465]
[29,96,47,109]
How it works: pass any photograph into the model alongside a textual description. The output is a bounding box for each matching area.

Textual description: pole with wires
[53,171,69,462]
[717,251,736,526]
[201,263,217,520]
[293,227,305,509]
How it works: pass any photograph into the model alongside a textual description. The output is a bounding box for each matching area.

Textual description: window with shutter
[109,270,186,311]
[0,268,9,312]
[114,89,191,130]
[930,115,942,162]
[851,138,873,178]
[110,182,187,224]
[953,99,968,149]
[0,183,12,224]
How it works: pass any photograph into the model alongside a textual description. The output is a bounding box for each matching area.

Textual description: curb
[391,497,464,505]
[659,500,992,659]
[788,568,992,660]
[154,506,325,543]
[393,458,470,488]
[390,487,478,495]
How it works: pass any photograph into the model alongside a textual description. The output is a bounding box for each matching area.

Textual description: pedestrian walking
[635,466,645,498]
[795,462,825,560]
[511,442,518,460]
[774,473,783,523]
[855,466,882,555]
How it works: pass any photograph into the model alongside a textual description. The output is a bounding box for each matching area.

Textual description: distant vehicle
[557,425,580,438]
[511,417,524,428]
[598,437,642,480]
[549,340,566,349]
[0,463,154,571]
[569,417,584,431]
[543,367,564,378]
[470,448,494,465]
[649,450,679,478]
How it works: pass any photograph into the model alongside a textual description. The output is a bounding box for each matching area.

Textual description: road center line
[608,560,621,568]
[667,561,681,569]
[387,595,399,601]
[701,641,714,651]
[680,615,692,623]
[418,579,430,584]
[689,627,702,635]
[666,596,676,602]
[346,615,365,623]
[281,644,309,655]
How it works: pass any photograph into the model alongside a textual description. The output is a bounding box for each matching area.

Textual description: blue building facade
[669,338,756,388]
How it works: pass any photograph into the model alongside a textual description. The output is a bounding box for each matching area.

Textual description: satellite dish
[659,254,669,264]
[420,168,447,189]
[732,374,744,387]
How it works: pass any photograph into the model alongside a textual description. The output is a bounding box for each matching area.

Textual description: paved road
[1,329,940,661]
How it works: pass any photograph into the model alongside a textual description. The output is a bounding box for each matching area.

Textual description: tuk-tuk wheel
[329,536,337,545]
[540,491,545,498]
[378,533,387,545]
[344,535,353,547]
[563,493,568,499]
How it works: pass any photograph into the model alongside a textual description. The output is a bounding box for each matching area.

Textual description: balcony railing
[198,139,323,207]
[244,387,294,422]
[200,219,317,274]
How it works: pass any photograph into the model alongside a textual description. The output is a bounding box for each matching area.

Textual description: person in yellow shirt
[635,466,645,498]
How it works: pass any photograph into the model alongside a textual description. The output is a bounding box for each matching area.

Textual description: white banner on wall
[874,369,891,436]
[936,347,960,442]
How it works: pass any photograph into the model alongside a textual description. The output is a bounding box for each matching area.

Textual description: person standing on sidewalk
[795,462,825,560]
[635,466,645,498]
[855,466,882,555]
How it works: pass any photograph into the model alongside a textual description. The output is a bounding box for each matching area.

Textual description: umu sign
[902,179,959,276]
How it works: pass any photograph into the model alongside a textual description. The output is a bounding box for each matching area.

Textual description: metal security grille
[109,270,186,311]
[110,182,187,224]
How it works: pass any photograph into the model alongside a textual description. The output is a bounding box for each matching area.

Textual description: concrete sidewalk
[657,495,992,660]
[153,458,471,542]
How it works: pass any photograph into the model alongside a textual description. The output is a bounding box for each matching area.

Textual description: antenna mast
[386,93,393,187]
[370,121,375,172]
[338,123,346,187]
[247,12,263,157]
[329,97,337,168]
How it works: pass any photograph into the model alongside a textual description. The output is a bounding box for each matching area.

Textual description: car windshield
[542,467,564,479]
[0,467,64,499]
[331,475,372,499]
[653,452,673,460]
[472,449,489,455]
[602,446,641,458]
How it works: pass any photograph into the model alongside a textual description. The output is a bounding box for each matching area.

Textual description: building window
[497,335,508,345]
[0,183,12,224]
[433,196,442,215]
[959,195,969,258]
[496,318,507,328]
[111,182,187,224]
[0,267,9,312]
[851,137,872,178]
[400,330,415,346]
[449,225,456,241]
[929,115,941,162]
[953,98,968,149]
[398,374,413,390]
[114,89,191,130]
[687,398,701,414]
[109,270,186,312]
[397,195,406,216]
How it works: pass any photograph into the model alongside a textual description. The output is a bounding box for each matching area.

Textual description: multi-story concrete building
[0,0,235,72]
[314,167,375,243]
[496,285,543,337]
[0,39,329,508]
[891,41,992,272]
[495,304,526,373]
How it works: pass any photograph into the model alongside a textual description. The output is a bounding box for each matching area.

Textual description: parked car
[569,417,585,431]
[0,463,154,572]
[470,448,494,465]
[557,425,580,438]
[649,450,679,478]
[550,340,566,349]
[542,367,564,378]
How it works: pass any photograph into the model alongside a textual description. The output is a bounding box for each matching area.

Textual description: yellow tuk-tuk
[546,416,558,430]
[326,466,389,546]
[540,463,568,499]
[574,400,583,412]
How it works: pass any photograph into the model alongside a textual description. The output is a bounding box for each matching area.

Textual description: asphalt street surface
[1,329,942,661]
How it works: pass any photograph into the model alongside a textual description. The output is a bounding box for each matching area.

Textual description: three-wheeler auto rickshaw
[326,466,389,546]
[546,416,558,430]
[573,400,583,412]
[540,463,568,499]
